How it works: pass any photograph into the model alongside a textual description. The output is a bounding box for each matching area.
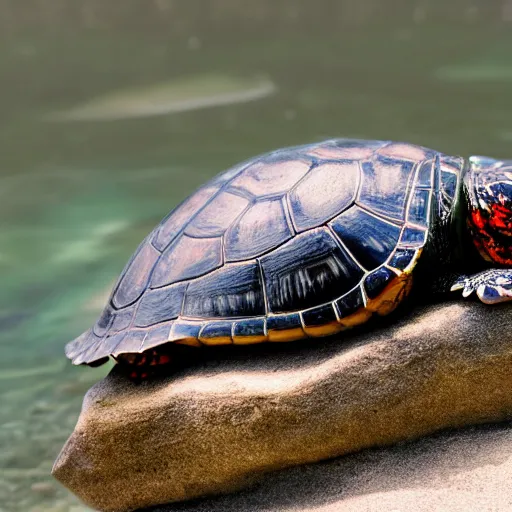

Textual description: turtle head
[466,156,512,266]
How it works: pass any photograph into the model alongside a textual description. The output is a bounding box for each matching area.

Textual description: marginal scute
[112,330,148,355]
[199,322,233,345]
[267,313,304,342]
[169,321,202,343]
[229,156,311,197]
[301,303,338,327]
[93,304,115,337]
[151,235,223,287]
[72,331,102,366]
[183,261,265,318]
[289,162,359,232]
[260,227,364,313]
[100,331,127,358]
[65,329,93,362]
[112,240,161,309]
[388,248,416,272]
[233,318,267,344]
[400,226,427,248]
[224,199,292,261]
[330,206,401,271]
[185,192,250,237]
[141,322,174,351]
[335,286,365,318]
[364,267,397,300]
[152,186,219,251]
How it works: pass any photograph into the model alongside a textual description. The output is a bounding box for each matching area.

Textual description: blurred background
[1,0,512,510]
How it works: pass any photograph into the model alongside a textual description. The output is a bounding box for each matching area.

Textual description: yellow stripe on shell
[198,335,232,346]
[267,326,305,342]
[365,271,413,316]
[338,309,373,328]
[232,333,268,345]
[303,321,345,337]
[174,337,202,347]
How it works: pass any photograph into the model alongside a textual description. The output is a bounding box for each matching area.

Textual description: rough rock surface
[150,422,512,512]
[53,301,512,512]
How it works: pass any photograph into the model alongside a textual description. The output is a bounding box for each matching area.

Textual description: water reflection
[1,1,512,510]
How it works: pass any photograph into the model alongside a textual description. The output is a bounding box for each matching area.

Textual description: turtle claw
[450,279,465,292]
[452,269,512,304]
[450,275,475,297]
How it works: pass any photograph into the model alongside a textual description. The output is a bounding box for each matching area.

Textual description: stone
[53,301,512,512]
[149,423,512,512]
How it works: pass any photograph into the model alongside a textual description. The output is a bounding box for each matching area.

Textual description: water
[1,1,512,510]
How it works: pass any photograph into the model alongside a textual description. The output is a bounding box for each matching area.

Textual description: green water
[2,1,512,510]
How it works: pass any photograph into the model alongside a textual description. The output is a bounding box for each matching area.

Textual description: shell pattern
[66,139,462,365]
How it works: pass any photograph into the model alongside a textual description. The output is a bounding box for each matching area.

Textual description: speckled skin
[64,139,512,374]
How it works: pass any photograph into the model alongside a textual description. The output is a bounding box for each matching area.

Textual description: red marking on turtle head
[468,205,512,266]
[467,162,512,266]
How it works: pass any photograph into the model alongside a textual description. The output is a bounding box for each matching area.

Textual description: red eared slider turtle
[65,139,512,379]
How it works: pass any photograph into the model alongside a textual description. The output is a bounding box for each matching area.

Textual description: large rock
[151,422,512,512]
[53,301,512,512]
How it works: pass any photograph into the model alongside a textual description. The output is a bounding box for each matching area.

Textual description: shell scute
[224,199,292,262]
[260,227,364,313]
[358,157,415,222]
[112,240,160,309]
[400,226,427,248]
[109,305,135,334]
[417,159,434,188]
[184,191,250,238]
[301,303,338,327]
[335,286,365,319]
[388,248,417,272]
[330,206,401,271]
[267,313,304,342]
[183,260,265,318]
[289,161,360,232]
[169,320,202,343]
[139,322,173,351]
[134,283,187,327]
[408,189,432,227]
[364,267,397,300]
[233,318,267,344]
[199,321,233,345]
[151,234,223,288]
[152,185,219,251]
[229,155,311,197]
[377,142,436,162]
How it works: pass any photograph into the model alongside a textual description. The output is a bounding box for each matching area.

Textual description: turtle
[65,139,512,379]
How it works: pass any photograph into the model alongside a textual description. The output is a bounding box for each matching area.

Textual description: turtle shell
[66,139,456,366]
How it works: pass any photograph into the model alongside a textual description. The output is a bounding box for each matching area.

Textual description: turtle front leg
[451,269,512,304]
